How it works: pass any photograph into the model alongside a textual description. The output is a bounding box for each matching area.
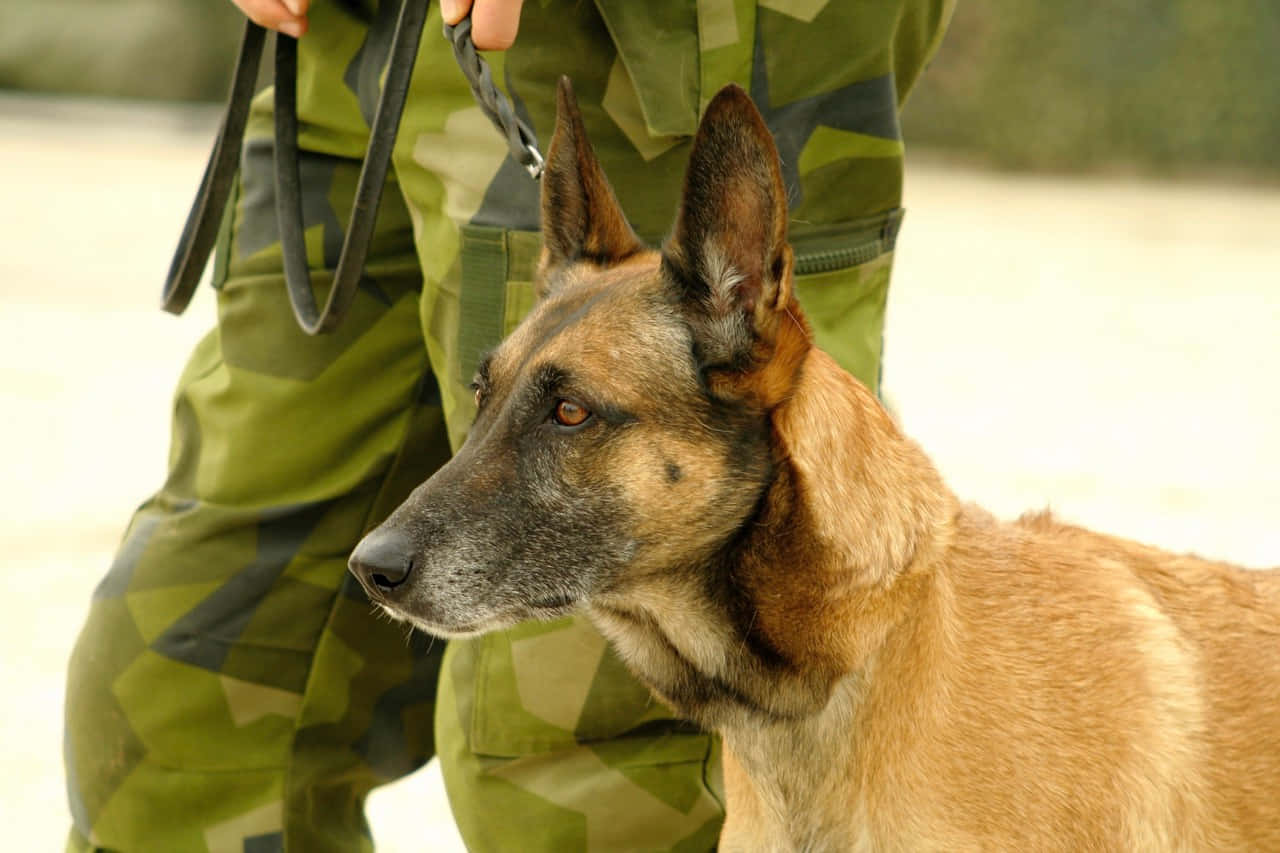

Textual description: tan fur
[364,81,1280,851]
[547,86,1279,847]
[549,256,1280,849]
[705,346,1280,851]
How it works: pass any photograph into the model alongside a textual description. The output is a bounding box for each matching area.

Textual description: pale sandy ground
[2,94,1277,850]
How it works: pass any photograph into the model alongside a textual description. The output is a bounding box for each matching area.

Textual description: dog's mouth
[529,593,577,611]
[383,606,489,639]
[370,597,485,637]
[378,593,579,639]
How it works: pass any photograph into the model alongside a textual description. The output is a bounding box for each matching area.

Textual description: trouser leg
[64,188,444,853]
[64,6,454,845]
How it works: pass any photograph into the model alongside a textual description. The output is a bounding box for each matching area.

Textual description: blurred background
[4,0,1279,176]
[2,1,1278,850]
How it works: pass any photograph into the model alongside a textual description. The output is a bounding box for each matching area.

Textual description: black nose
[349,528,415,593]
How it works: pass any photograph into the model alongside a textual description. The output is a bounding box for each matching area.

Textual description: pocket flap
[470,616,699,757]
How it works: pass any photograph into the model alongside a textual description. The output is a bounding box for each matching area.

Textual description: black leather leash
[159,21,265,318]
[161,1,543,334]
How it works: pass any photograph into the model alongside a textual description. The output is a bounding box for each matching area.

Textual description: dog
[350,79,1280,851]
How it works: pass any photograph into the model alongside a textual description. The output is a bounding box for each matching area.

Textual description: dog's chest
[720,779,876,853]
[723,702,878,851]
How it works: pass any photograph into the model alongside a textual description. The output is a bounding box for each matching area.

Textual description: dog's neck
[745,347,956,679]
[589,345,957,732]
[723,346,960,845]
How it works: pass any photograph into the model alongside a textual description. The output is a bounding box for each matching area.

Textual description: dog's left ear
[663,85,798,380]
[537,77,643,291]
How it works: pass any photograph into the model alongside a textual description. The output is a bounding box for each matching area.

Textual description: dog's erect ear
[538,77,643,286]
[663,85,797,376]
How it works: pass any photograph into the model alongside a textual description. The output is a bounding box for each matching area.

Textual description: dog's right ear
[537,77,642,294]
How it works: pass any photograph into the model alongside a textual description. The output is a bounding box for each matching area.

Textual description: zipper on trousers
[792,208,904,276]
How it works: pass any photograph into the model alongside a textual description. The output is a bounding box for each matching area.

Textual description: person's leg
[395,1,953,850]
[63,4,451,850]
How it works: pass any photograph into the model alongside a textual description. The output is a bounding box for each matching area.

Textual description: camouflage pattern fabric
[64,0,952,850]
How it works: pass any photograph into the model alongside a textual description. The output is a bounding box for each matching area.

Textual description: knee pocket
[441,617,724,851]
[464,616,698,754]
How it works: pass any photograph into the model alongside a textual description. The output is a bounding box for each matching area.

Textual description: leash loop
[444,17,545,180]
[274,0,429,334]
[161,1,545,332]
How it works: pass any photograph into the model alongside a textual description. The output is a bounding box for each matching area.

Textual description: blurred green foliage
[2,0,1277,177]
[0,1,242,101]
[902,0,1280,176]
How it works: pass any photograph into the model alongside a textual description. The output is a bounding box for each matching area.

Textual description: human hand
[228,0,310,39]
[442,0,526,50]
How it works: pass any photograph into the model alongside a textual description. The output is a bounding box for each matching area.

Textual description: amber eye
[553,399,590,427]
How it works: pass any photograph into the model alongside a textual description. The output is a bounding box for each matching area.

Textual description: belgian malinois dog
[350,79,1280,850]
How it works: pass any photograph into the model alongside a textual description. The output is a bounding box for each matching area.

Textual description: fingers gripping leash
[443,17,544,181]
[160,0,544,334]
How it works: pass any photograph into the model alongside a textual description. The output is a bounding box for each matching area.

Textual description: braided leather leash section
[444,17,544,179]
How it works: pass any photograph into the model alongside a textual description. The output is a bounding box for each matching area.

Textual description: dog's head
[349,79,811,636]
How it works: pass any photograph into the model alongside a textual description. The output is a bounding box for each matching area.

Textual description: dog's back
[1023,512,1280,845]
[847,508,1280,851]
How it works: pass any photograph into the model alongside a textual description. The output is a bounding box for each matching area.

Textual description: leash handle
[273,0,429,334]
[444,17,544,180]
[162,1,544,331]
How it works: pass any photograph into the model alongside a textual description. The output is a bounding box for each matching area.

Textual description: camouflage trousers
[64,0,952,850]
